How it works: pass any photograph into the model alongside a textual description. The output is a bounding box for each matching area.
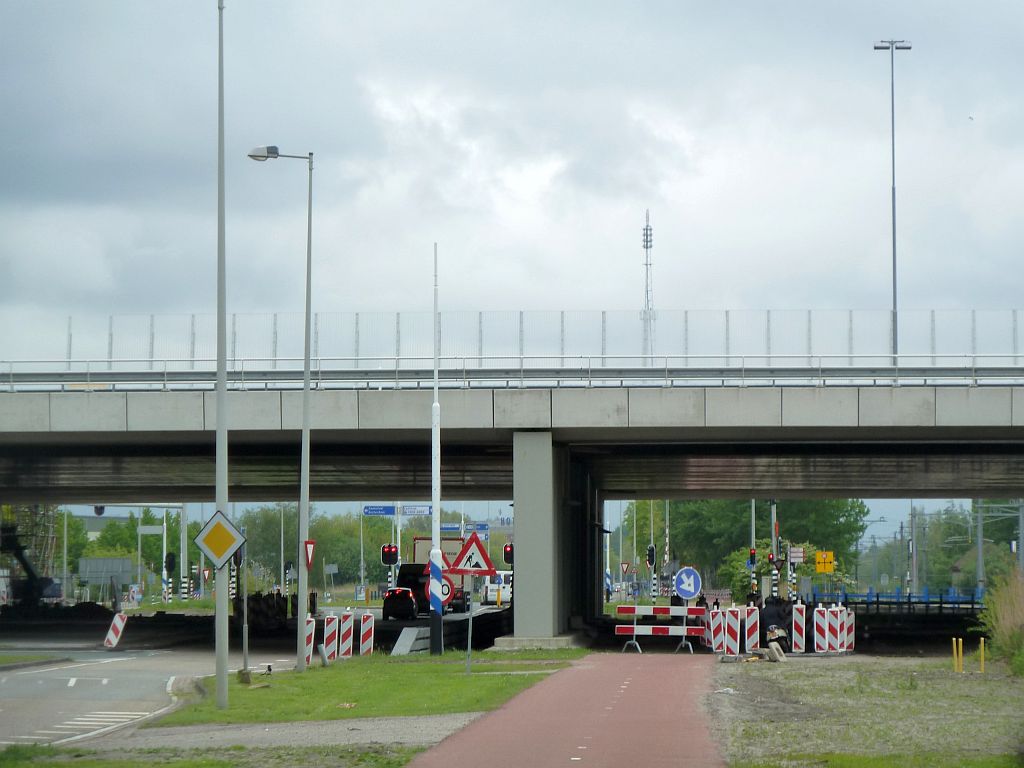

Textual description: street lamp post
[248,145,314,671]
[873,39,911,362]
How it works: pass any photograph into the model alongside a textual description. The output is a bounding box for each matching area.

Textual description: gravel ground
[703,652,1024,765]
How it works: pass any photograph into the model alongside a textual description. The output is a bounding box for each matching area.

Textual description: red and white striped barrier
[359,612,374,656]
[845,609,855,652]
[616,605,707,619]
[103,612,128,648]
[724,607,742,656]
[745,606,760,653]
[708,609,725,652]
[791,602,806,653]
[813,607,829,653]
[304,615,316,666]
[827,607,843,653]
[323,614,339,662]
[614,624,706,637]
[339,612,355,658]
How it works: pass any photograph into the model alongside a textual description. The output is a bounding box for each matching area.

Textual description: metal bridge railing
[3,353,1023,392]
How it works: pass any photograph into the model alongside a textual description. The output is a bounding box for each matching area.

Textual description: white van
[483,571,513,605]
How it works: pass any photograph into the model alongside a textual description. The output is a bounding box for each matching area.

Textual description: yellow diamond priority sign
[195,510,246,570]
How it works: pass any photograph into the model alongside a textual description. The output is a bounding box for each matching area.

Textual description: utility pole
[909,506,918,595]
[975,499,985,596]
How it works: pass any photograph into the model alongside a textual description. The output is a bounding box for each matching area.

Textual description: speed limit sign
[424,573,455,606]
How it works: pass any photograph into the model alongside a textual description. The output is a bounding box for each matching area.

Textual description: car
[447,585,470,613]
[381,587,418,621]
[395,564,430,614]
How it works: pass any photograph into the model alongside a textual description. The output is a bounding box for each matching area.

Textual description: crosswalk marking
[7,709,153,745]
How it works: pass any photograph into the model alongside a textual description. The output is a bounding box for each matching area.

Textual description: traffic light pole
[429,245,444,655]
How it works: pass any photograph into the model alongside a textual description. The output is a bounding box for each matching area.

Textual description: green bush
[977,566,1024,675]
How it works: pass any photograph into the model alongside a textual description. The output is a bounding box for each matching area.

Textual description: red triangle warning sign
[449,532,497,576]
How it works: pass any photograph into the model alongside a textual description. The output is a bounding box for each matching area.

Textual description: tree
[54,509,89,577]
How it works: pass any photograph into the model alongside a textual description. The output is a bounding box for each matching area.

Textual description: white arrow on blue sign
[674,566,702,600]
[362,505,396,516]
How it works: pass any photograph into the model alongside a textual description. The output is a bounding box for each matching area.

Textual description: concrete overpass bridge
[2,307,1022,641]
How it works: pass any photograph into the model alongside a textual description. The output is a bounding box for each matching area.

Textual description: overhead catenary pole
[975,499,985,596]
[214,0,230,710]
[429,244,444,654]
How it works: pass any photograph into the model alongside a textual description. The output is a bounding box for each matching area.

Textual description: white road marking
[93,711,151,716]
[102,678,109,685]
[67,678,77,687]
[33,730,67,735]
[15,658,132,675]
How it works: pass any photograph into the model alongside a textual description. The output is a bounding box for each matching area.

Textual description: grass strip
[0,744,421,768]
[156,649,584,726]
[732,755,1022,768]
[0,654,55,667]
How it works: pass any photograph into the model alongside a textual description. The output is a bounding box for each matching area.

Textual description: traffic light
[381,543,399,566]
[767,552,775,565]
[164,552,176,574]
[748,548,757,567]
[502,543,514,565]
[646,544,656,568]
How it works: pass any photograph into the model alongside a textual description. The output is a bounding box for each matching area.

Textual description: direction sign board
[362,505,396,516]
[449,532,497,576]
[401,504,431,516]
[790,547,805,564]
[194,510,245,570]
[440,523,462,533]
[673,566,702,601]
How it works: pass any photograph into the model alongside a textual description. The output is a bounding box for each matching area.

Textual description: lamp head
[248,145,279,161]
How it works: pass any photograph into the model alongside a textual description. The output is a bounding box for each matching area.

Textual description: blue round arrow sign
[674,566,702,600]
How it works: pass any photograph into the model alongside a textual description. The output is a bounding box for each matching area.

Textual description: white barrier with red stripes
[813,607,828,653]
[724,607,742,656]
[103,612,128,648]
[359,612,375,655]
[827,607,842,653]
[616,605,707,619]
[339,612,355,658]
[845,609,856,651]
[614,624,706,637]
[323,614,339,662]
[708,609,725,652]
[791,602,806,653]
[304,615,316,666]
[744,605,760,653]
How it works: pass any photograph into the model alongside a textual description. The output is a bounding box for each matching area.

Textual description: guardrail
[3,354,1023,392]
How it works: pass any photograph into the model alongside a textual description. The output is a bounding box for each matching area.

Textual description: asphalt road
[0,646,295,747]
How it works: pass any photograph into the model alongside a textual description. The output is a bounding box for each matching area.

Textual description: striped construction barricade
[846,609,855,652]
[323,614,339,662]
[791,602,806,653]
[724,607,742,656]
[813,607,829,653]
[304,615,316,666]
[359,612,375,655]
[744,606,760,653]
[827,607,842,653]
[103,612,128,649]
[614,623,705,654]
[708,609,725,653]
[339,612,355,658]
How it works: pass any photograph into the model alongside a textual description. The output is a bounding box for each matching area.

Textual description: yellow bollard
[958,638,965,673]
[952,637,958,672]
[497,588,502,608]
[980,637,985,674]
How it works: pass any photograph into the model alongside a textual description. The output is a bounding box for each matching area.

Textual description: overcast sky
[2,1,1021,346]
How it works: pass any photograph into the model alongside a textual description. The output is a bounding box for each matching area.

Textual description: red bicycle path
[408,652,726,768]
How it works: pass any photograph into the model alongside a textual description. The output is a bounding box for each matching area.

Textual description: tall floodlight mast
[641,210,654,366]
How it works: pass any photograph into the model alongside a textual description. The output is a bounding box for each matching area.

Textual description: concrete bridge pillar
[512,431,567,639]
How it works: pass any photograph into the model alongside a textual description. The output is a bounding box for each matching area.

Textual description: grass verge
[0,653,55,667]
[707,654,1024,766]
[0,744,420,768]
[156,648,586,726]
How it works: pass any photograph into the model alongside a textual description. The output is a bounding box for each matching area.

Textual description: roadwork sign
[449,532,497,576]
[815,550,835,574]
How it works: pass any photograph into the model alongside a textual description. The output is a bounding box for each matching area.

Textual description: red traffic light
[381,543,399,566]
[749,548,757,565]
[502,543,514,565]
